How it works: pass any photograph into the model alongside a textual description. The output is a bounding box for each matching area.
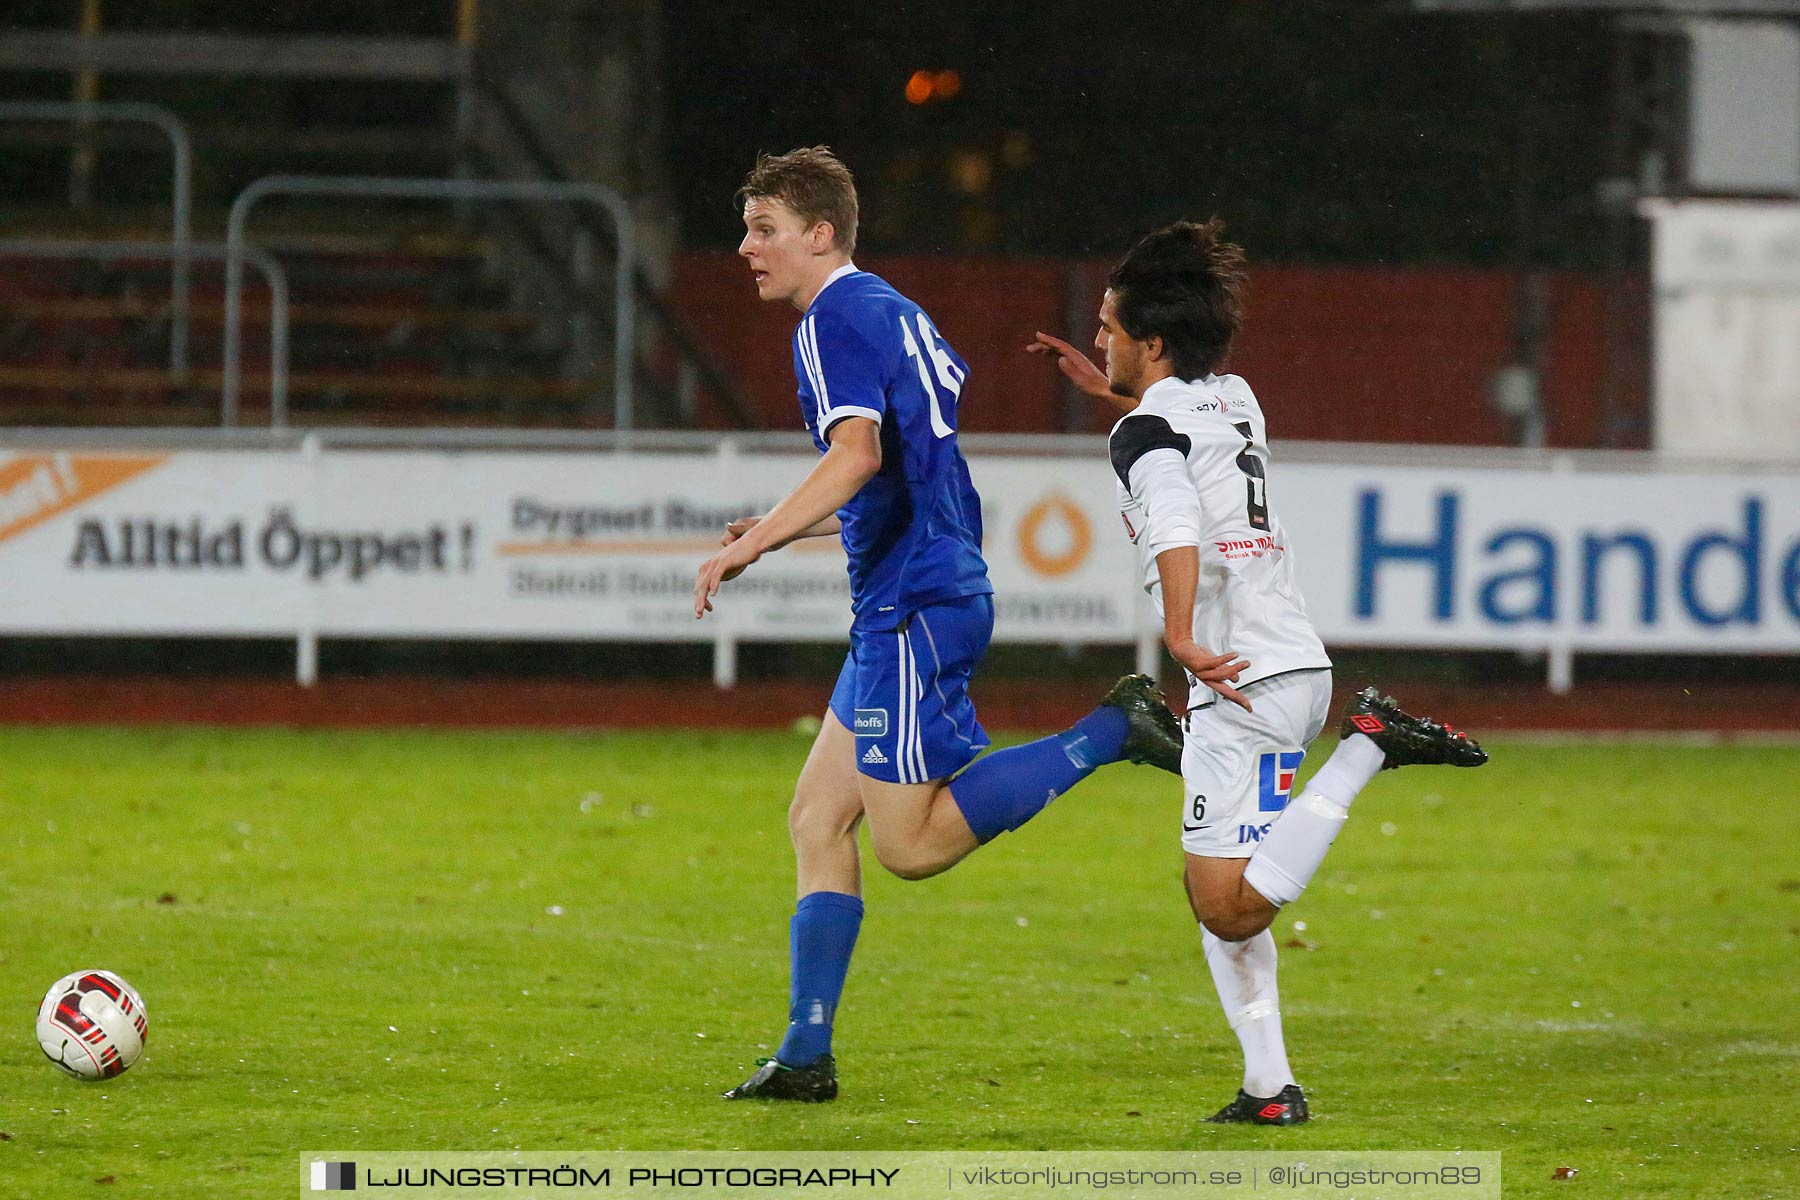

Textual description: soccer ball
[36,970,149,1080]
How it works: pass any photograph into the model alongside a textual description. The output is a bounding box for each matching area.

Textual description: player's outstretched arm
[693,418,881,618]
[721,513,842,550]
[1026,331,1135,413]
[1154,544,1252,712]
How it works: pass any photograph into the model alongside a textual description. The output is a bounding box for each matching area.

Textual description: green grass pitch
[1,725,1796,1198]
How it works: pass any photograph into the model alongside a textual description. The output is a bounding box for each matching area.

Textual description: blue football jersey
[792,268,991,631]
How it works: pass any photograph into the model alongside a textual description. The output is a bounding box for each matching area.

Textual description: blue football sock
[776,891,863,1067]
[948,704,1130,843]
[1061,704,1131,770]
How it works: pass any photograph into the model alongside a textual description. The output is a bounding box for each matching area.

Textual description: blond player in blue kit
[1032,220,1488,1126]
[692,149,1241,1102]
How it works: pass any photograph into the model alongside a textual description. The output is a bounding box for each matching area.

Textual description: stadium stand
[0,6,751,431]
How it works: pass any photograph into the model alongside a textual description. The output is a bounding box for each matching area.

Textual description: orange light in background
[906,69,963,105]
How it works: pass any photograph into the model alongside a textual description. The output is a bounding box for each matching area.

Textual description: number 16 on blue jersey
[900,313,962,439]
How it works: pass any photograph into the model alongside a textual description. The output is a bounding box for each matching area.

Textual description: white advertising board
[1645,199,1800,463]
[2,446,1796,655]
[1282,461,1799,654]
[0,448,1140,643]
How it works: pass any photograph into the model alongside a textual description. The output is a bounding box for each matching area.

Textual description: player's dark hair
[1106,219,1247,380]
[736,146,859,257]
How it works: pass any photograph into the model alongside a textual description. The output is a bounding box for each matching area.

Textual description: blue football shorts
[828,593,994,784]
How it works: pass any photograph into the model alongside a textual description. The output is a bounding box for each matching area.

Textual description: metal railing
[223,174,634,429]
[0,239,290,425]
[0,100,194,373]
[469,76,755,428]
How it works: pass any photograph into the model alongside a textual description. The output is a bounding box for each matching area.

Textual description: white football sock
[1202,928,1293,1098]
[1242,733,1385,907]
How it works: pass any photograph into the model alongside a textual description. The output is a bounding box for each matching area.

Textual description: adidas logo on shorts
[861,744,888,765]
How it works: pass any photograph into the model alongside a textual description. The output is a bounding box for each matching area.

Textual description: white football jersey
[1110,373,1330,708]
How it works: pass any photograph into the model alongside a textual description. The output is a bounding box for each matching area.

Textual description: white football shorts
[1180,668,1332,858]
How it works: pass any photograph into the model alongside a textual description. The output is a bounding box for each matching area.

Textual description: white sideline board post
[1547,642,1573,696]
[296,627,318,688]
[714,632,738,691]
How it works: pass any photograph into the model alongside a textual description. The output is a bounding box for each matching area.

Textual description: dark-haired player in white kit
[1031,219,1487,1126]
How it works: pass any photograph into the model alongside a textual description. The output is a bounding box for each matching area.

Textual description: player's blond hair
[737,146,859,257]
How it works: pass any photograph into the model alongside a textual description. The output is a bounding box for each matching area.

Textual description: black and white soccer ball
[36,970,149,1080]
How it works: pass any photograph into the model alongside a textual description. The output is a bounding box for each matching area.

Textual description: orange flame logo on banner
[0,453,168,547]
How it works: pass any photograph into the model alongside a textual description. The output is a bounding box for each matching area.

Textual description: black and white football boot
[721,1054,838,1102]
[1340,686,1488,770]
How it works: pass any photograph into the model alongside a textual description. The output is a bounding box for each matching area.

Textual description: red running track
[0,676,1796,735]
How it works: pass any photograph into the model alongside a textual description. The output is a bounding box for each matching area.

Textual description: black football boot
[1099,674,1185,774]
[1205,1083,1311,1125]
[1340,686,1488,770]
[722,1054,838,1102]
